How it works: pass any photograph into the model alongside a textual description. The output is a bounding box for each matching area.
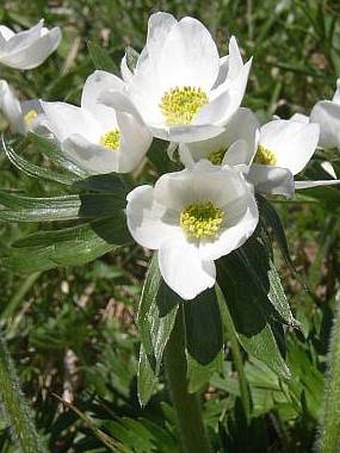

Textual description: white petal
[0,24,61,69]
[81,70,125,110]
[260,119,320,175]
[0,26,15,44]
[222,140,251,166]
[62,134,120,174]
[1,20,44,54]
[248,164,295,197]
[320,161,337,179]
[181,107,259,165]
[0,80,25,134]
[155,161,250,212]
[197,58,252,127]
[156,16,219,91]
[145,12,177,61]
[120,54,133,82]
[227,36,244,80]
[332,79,340,104]
[99,89,147,127]
[295,179,340,189]
[310,100,340,150]
[116,111,152,172]
[126,185,181,250]
[159,238,216,300]
[41,101,100,142]
[148,122,225,143]
[290,113,309,123]
[212,55,229,88]
[199,194,258,261]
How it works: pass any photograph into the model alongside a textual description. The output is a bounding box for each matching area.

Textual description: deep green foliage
[0,1,340,452]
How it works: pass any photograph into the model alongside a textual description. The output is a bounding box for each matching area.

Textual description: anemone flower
[310,79,340,151]
[0,19,61,70]
[41,71,152,174]
[126,160,258,300]
[101,12,252,143]
[0,79,43,134]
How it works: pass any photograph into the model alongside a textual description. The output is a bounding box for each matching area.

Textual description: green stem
[317,293,340,453]
[1,272,41,321]
[0,335,47,453]
[164,306,212,453]
[216,285,252,421]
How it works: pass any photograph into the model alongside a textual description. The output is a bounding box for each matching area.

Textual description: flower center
[24,109,38,126]
[180,201,224,239]
[208,147,228,166]
[159,86,208,126]
[254,145,277,166]
[99,129,121,151]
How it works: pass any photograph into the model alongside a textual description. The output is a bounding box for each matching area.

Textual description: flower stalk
[0,335,47,452]
[164,306,212,453]
[317,292,340,452]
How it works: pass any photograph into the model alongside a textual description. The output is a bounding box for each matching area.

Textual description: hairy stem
[317,292,340,452]
[164,306,212,453]
[0,335,47,453]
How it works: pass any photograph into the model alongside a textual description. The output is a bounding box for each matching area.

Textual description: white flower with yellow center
[101,12,252,143]
[178,108,260,168]
[126,160,258,300]
[248,114,320,196]
[41,71,152,174]
[0,79,44,134]
[0,19,61,70]
[310,79,340,150]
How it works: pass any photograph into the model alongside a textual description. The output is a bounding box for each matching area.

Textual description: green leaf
[238,235,296,327]
[0,192,126,222]
[217,244,291,380]
[137,344,160,408]
[257,194,294,270]
[137,255,180,405]
[87,41,118,73]
[28,133,91,178]
[183,289,223,393]
[2,138,80,186]
[1,215,131,272]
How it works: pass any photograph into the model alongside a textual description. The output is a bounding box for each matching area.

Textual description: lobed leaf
[1,215,131,272]
[137,255,180,406]
[0,192,126,222]
[217,241,291,380]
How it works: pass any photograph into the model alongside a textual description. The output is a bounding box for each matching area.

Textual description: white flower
[310,79,340,150]
[178,108,259,168]
[0,79,43,134]
[0,19,61,70]
[248,115,320,196]
[41,71,152,174]
[101,12,252,143]
[126,160,258,300]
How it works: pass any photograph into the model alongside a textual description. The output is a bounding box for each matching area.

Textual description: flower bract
[126,160,258,300]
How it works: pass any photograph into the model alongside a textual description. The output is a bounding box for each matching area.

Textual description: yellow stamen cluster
[208,147,228,166]
[159,86,208,125]
[254,145,277,166]
[99,129,121,151]
[180,201,224,239]
[24,109,38,126]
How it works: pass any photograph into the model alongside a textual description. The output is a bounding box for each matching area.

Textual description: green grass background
[0,1,340,451]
